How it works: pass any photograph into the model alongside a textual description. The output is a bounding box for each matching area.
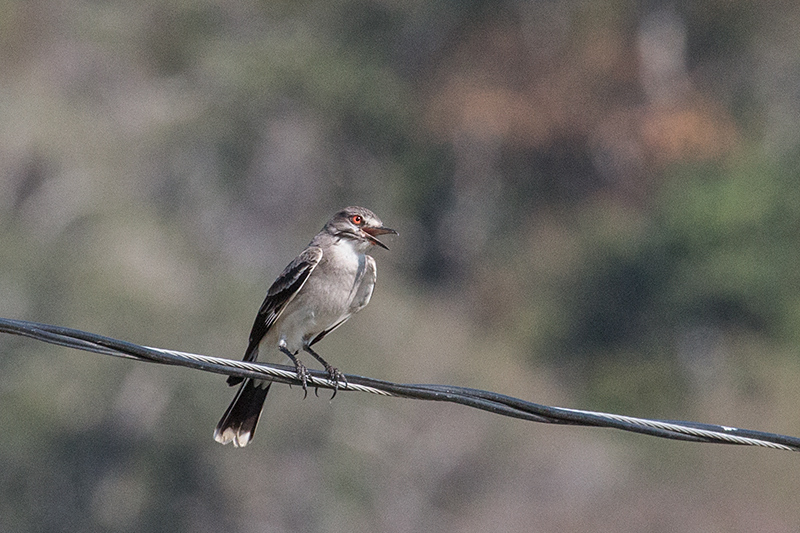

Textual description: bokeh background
[1,0,800,531]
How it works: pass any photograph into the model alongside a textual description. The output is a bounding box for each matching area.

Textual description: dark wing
[245,246,323,359]
[226,246,322,387]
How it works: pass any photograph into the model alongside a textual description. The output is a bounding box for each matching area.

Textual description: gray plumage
[214,206,395,447]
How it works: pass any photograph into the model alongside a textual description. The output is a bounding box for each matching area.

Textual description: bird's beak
[362,226,397,250]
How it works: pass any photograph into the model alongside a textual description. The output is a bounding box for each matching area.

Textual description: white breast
[270,238,369,353]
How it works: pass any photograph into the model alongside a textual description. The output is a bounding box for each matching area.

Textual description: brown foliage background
[1,1,800,531]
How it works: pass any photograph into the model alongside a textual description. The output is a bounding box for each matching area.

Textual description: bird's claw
[325,365,347,399]
[294,361,309,398]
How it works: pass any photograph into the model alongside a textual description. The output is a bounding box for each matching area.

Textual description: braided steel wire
[1,318,797,451]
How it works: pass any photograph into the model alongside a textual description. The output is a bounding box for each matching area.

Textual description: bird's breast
[273,242,367,349]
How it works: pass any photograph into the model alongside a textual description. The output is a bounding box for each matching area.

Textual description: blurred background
[1,0,799,531]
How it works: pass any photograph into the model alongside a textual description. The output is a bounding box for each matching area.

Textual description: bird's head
[326,206,397,250]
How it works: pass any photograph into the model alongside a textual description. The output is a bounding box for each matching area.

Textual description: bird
[214,206,396,447]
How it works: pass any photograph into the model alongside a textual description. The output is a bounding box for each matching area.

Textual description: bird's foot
[325,364,347,399]
[293,361,310,398]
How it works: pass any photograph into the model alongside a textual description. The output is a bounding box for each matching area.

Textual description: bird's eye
[350,215,363,225]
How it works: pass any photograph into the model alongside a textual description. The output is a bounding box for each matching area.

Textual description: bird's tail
[213,379,271,447]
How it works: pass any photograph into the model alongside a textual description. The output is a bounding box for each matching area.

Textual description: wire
[1,317,798,451]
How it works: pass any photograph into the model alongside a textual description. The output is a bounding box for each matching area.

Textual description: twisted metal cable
[1,317,798,451]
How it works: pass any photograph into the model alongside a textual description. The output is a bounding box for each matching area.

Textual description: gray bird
[214,206,396,447]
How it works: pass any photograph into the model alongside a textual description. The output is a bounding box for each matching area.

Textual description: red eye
[351,215,363,225]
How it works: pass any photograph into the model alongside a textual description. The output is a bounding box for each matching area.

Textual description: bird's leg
[303,345,347,397]
[279,346,309,396]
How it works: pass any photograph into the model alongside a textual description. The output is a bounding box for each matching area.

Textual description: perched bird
[214,206,396,447]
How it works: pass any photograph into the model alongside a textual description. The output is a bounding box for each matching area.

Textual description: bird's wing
[309,254,376,347]
[350,254,377,314]
[243,246,324,362]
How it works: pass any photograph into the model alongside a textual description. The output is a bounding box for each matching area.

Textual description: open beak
[362,226,398,250]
